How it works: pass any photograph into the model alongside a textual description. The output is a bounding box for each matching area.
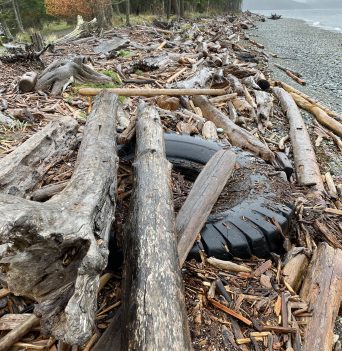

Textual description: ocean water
[254,8,342,33]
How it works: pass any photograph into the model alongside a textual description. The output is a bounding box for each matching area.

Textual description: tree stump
[36,56,112,96]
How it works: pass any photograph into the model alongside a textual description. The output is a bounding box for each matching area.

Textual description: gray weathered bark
[122,103,192,350]
[36,56,111,95]
[0,117,78,197]
[0,92,118,345]
[177,149,236,266]
[273,87,324,191]
[300,243,342,351]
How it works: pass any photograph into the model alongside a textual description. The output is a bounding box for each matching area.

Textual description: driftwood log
[192,95,275,162]
[36,56,111,96]
[177,149,236,266]
[0,92,118,345]
[0,117,79,197]
[300,243,342,351]
[291,92,342,138]
[273,87,324,192]
[79,87,227,97]
[277,81,341,119]
[122,103,192,350]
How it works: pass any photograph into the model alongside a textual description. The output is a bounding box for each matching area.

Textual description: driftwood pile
[0,10,341,351]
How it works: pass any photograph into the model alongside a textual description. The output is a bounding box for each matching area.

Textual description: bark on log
[79,87,227,97]
[273,87,324,191]
[300,243,342,351]
[0,92,118,345]
[291,92,342,138]
[192,95,275,162]
[122,103,192,350]
[177,149,236,266]
[0,117,78,197]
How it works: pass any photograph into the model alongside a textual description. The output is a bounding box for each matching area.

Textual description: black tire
[118,133,293,260]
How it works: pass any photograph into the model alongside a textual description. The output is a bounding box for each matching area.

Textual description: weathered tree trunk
[90,0,113,29]
[167,0,171,19]
[172,0,180,16]
[273,88,324,191]
[300,243,342,351]
[0,92,119,345]
[126,0,130,26]
[180,0,185,17]
[0,117,78,197]
[192,95,275,162]
[12,0,24,32]
[177,149,236,265]
[122,103,192,350]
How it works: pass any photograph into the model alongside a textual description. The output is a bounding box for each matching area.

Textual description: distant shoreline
[250,17,342,113]
[250,8,342,34]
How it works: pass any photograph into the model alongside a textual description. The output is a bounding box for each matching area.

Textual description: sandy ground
[249,17,342,114]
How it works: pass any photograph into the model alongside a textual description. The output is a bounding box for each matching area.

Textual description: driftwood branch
[192,95,275,162]
[79,87,227,96]
[177,149,236,265]
[122,103,191,350]
[273,87,324,192]
[0,92,118,345]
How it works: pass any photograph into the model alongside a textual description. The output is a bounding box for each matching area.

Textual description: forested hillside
[0,0,243,36]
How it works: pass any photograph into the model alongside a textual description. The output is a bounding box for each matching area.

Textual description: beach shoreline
[249,17,342,115]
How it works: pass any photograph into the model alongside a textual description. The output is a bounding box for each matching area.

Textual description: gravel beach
[249,17,342,114]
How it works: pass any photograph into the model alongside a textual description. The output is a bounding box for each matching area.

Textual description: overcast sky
[243,0,342,9]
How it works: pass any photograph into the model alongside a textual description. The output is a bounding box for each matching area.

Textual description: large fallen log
[273,88,324,192]
[0,91,118,345]
[300,243,342,351]
[291,92,342,138]
[177,149,236,266]
[276,81,341,119]
[79,87,227,96]
[0,117,79,197]
[122,103,192,350]
[192,95,275,162]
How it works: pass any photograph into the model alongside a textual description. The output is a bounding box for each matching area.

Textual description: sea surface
[254,8,342,33]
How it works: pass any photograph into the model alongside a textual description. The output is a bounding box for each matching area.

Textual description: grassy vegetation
[101,70,123,84]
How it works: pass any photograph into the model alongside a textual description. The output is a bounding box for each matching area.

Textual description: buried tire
[118,133,294,260]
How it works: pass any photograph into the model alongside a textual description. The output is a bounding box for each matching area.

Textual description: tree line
[0,0,243,38]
